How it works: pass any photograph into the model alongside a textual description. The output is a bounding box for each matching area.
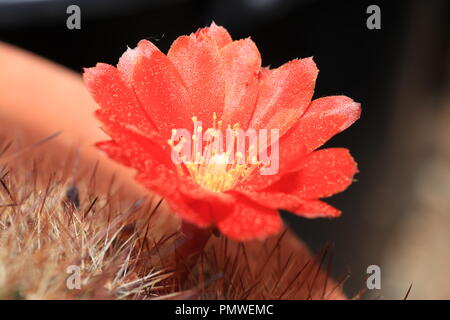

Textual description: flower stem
[175,221,212,288]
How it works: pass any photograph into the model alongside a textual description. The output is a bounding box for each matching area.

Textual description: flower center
[168,113,261,192]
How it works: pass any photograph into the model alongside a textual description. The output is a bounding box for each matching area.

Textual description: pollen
[168,114,261,192]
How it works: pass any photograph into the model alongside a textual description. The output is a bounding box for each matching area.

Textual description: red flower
[83,22,360,241]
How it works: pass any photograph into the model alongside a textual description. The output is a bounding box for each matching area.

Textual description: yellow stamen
[168,114,262,192]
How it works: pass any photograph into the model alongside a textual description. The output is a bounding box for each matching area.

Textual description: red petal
[117,40,159,85]
[258,66,271,80]
[97,116,230,228]
[248,58,318,136]
[236,191,340,218]
[96,111,175,171]
[97,108,235,228]
[168,34,225,127]
[135,172,215,227]
[96,115,220,228]
[279,96,361,168]
[136,170,234,227]
[126,40,192,138]
[290,199,341,218]
[235,168,284,193]
[83,63,157,135]
[232,190,302,210]
[216,196,282,241]
[96,140,131,167]
[195,22,233,48]
[238,97,360,192]
[266,148,358,199]
[220,38,261,129]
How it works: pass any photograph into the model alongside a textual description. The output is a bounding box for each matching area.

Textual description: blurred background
[0,0,449,299]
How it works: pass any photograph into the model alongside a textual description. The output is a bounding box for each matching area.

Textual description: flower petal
[96,111,175,171]
[83,63,157,135]
[168,34,225,127]
[195,22,233,48]
[117,40,159,85]
[220,38,261,129]
[290,199,341,218]
[232,190,301,210]
[248,58,318,136]
[279,96,361,168]
[96,140,131,167]
[136,172,215,227]
[265,148,358,199]
[95,115,219,227]
[136,171,234,228]
[97,111,236,227]
[238,190,340,218]
[128,40,192,138]
[237,97,360,192]
[216,196,282,241]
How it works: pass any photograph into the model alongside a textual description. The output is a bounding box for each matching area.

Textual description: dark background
[1,0,449,298]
